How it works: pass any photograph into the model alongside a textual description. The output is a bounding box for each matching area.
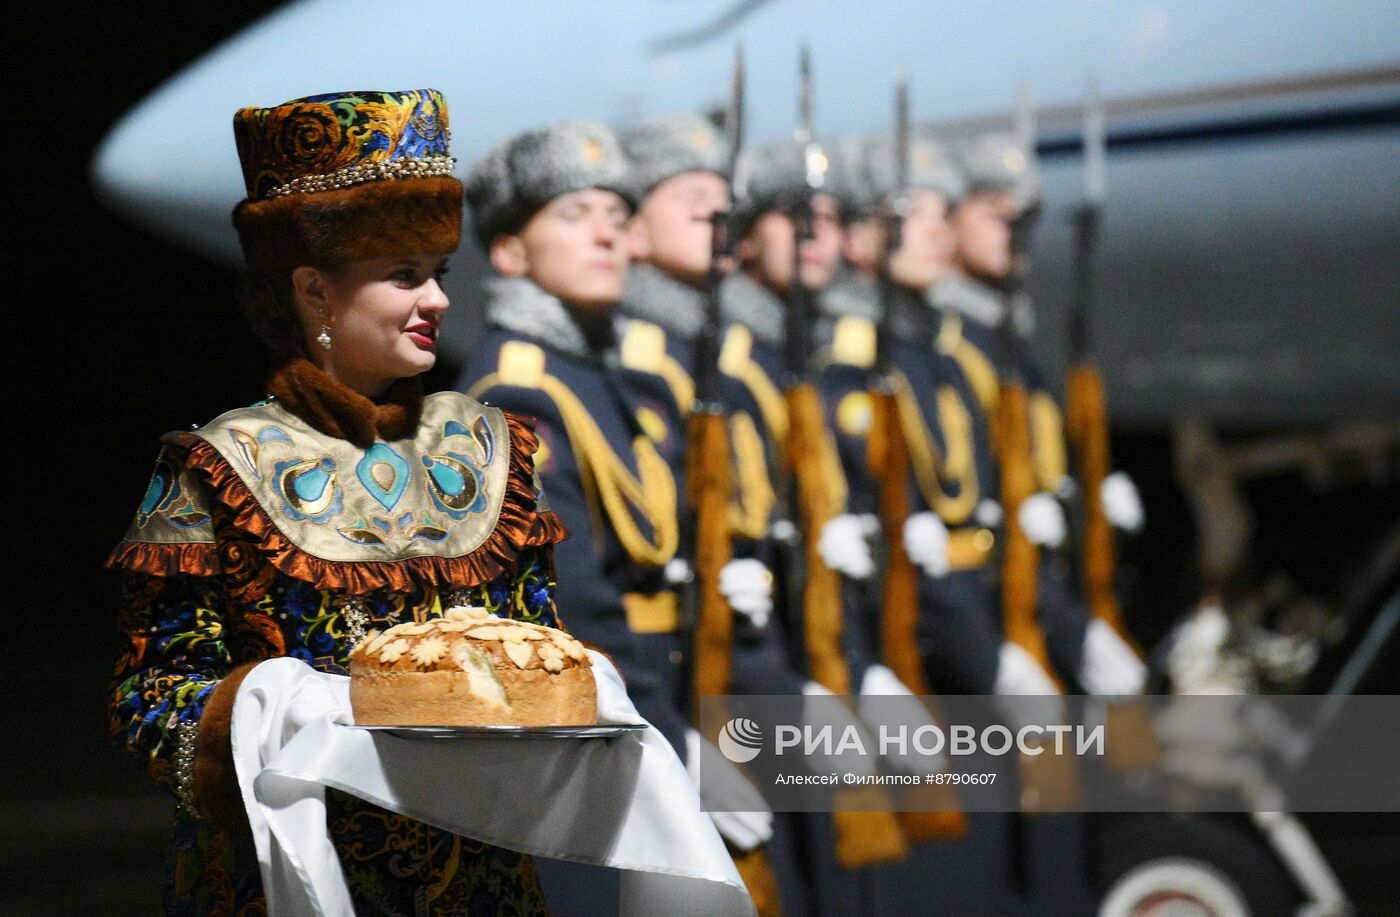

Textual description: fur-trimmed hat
[466,119,636,249]
[731,139,841,240]
[950,131,1041,211]
[231,89,463,272]
[839,135,965,220]
[620,113,728,200]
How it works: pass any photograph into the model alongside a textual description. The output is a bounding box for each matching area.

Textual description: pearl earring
[317,322,332,350]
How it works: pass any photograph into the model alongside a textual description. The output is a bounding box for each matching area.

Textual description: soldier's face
[951,189,1018,281]
[290,254,450,397]
[492,188,631,314]
[740,192,843,296]
[844,190,955,291]
[890,190,955,290]
[629,171,731,287]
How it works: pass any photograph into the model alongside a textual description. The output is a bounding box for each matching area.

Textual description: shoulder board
[498,340,547,387]
[620,320,667,374]
[937,313,964,353]
[831,315,876,369]
[719,323,753,376]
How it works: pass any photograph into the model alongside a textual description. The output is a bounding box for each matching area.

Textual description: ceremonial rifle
[1063,76,1142,653]
[783,43,908,868]
[866,65,968,840]
[996,82,1056,682]
[687,44,745,720]
[869,65,922,693]
[684,50,788,915]
[999,84,1079,814]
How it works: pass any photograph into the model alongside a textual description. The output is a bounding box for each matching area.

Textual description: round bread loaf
[349,605,596,726]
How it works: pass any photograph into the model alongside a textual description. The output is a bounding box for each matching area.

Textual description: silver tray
[348,723,647,739]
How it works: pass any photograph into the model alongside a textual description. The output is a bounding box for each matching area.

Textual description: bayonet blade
[894,62,910,213]
[1083,74,1106,207]
[1014,79,1037,207]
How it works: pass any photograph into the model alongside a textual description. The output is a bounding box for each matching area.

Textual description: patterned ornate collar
[618,262,707,342]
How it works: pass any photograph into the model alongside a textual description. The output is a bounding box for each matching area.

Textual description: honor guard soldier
[618,111,818,917]
[932,128,1129,915]
[455,121,774,911]
[932,131,1146,697]
[724,138,924,914]
[619,114,807,702]
[815,132,1029,915]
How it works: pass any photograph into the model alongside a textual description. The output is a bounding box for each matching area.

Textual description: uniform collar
[483,275,621,361]
[265,358,423,448]
[928,272,1036,337]
[719,270,786,348]
[820,268,939,346]
[618,262,707,341]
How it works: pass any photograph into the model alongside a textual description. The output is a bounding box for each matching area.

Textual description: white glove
[817,513,875,580]
[1078,619,1147,695]
[1100,471,1145,533]
[994,642,1061,696]
[993,642,1064,731]
[718,558,773,630]
[975,499,1004,528]
[903,511,950,578]
[665,558,694,585]
[800,681,880,777]
[1017,492,1066,548]
[858,665,950,774]
[685,728,774,851]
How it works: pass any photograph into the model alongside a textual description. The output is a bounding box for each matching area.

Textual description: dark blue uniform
[941,308,1091,686]
[458,322,691,756]
[814,281,1034,917]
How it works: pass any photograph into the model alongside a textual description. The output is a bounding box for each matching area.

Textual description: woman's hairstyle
[236,264,344,361]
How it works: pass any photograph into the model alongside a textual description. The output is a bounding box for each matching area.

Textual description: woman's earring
[317,322,332,350]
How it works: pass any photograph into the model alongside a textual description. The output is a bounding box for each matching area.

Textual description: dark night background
[8,4,1396,914]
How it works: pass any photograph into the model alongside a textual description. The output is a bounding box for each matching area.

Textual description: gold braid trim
[538,375,678,567]
[720,325,789,460]
[472,370,678,567]
[728,412,776,540]
[619,320,696,418]
[890,371,979,526]
[938,314,1000,421]
[656,354,697,419]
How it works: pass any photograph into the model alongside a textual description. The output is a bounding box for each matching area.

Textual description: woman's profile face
[293,253,450,395]
[491,188,631,315]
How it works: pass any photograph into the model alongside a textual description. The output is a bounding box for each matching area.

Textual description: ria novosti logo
[717,717,764,763]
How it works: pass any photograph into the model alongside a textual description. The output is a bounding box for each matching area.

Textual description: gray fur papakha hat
[465,119,636,248]
[731,139,844,239]
[832,134,966,220]
[950,131,1041,211]
[620,113,728,200]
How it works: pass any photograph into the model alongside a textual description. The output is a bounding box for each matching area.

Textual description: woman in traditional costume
[107,88,566,915]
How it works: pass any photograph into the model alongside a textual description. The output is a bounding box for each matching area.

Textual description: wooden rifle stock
[786,381,911,867]
[869,387,921,689]
[1065,362,1139,651]
[687,409,734,719]
[785,383,850,696]
[997,379,1053,672]
[868,383,969,839]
